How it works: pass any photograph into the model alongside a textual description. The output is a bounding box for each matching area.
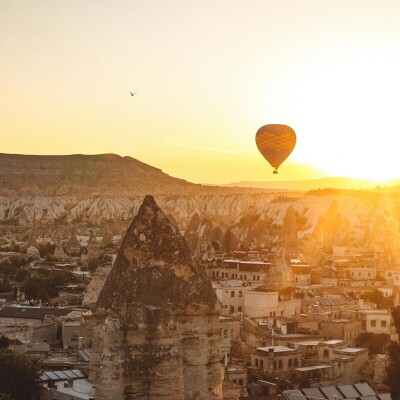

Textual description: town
[0,193,399,400]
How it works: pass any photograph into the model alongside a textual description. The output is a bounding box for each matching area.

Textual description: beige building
[0,306,72,343]
[359,310,396,338]
[62,320,85,350]
[219,315,241,365]
[332,347,369,384]
[385,269,400,286]
[244,288,301,319]
[250,346,302,380]
[212,259,271,282]
[320,319,362,342]
[216,280,251,314]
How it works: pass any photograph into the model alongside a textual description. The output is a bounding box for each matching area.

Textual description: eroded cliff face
[91,195,222,400]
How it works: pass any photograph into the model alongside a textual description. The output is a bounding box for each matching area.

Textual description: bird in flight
[130,91,136,96]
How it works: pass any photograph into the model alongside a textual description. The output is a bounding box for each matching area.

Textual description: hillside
[0,153,196,196]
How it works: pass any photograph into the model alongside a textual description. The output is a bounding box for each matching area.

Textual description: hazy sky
[2,1,400,184]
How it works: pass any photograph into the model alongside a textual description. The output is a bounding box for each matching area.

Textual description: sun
[277,53,400,182]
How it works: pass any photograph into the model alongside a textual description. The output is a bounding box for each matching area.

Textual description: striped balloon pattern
[255,124,296,173]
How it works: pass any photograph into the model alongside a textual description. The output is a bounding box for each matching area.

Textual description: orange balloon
[255,124,296,174]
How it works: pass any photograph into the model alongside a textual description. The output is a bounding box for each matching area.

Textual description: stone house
[331,347,369,383]
[216,280,251,315]
[320,318,362,342]
[244,287,301,319]
[0,306,72,343]
[250,346,302,380]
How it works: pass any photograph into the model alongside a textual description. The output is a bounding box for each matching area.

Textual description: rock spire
[91,195,222,400]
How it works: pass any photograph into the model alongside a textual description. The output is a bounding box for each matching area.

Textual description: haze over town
[2,1,400,400]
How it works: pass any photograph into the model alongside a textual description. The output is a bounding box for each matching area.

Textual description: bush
[355,332,390,355]
[0,349,40,400]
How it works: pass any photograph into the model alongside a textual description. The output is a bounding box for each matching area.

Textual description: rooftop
[0,306,74,319]
[322,339,344,345]
[335,347,365,354]
[219,280,247,287]
[256,346,296,353]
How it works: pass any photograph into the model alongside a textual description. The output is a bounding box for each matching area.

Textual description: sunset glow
[1,1,400,184]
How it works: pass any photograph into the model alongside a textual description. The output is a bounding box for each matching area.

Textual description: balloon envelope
[255,124,296,173]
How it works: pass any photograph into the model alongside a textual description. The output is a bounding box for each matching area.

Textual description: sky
[1,1,400,184]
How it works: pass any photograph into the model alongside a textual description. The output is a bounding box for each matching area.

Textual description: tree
[363,289,394,309]
[391,306,400,334]
[0,349,39,400]
[0,336,10,349]
[355,332,390,355]
[386,341,400,400]
[385,307,400,400]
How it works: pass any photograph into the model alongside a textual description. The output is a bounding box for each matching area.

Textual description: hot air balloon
[255,124,296,174]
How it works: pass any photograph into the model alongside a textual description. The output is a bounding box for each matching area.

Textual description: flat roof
[63,321,82,327]
[322,340,344,345]
[46,378,94,399]
[360,310,390,315]
[256,346,295,353]
[223,259,270,265]
[336,347,365,353]
[295,365,331,372]
[0,306,73,320]
[294,341,321,346]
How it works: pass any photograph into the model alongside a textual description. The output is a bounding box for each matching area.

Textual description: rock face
[90,195,222,399]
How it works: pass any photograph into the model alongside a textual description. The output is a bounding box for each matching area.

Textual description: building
[320,319,362,341]
[211,259,271,282]
[0,306,73,342]
[39,369,95,400]
[215,280,251,314]
[250,345,302,380]
[244,287,300,319]
[219,315,241,365]
[283,382,391,400]
[358,309,395,337]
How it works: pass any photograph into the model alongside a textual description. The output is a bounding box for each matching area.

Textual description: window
[288,359,292,367]
[294,358,298,366]
[238,306,242,312]
[233,379,237,384]
[230,306,234,314]
[273,361,276,370]
[231,291,235,297]
[371,320,376,327]
[278,360,283,369]
[255,358,259,367]
[224,329,228,337]
[239,379,244,386]
[239,291,242,297]
[230,329,234,337]
[381,320,387,327]
[260,360,264,369]
[71,333,79,342]
[323,349,329,357]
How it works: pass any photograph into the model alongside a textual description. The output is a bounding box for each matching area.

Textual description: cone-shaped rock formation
[91,195,222,400]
